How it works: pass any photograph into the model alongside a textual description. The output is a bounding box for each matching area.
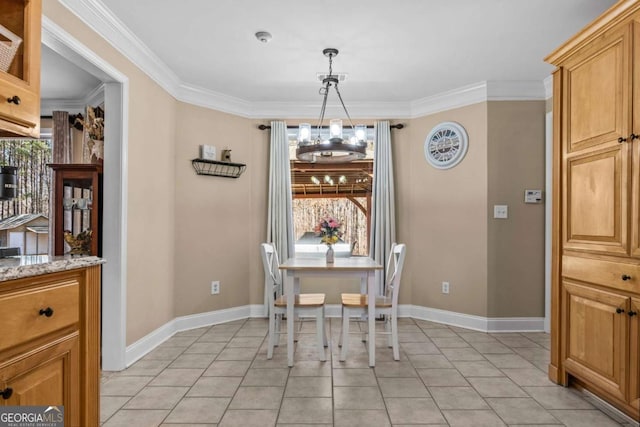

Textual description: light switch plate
[524,189,543,203]
[494,205,508,219]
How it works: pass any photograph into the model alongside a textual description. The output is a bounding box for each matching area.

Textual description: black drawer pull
[618,136,628,143]
[0,387,12,399]
[628,311,638,317]
[631,133,639,140]
[621,274,632,281]
[616,307,625,314]
[6,95,20,105]
[39,307,54,317]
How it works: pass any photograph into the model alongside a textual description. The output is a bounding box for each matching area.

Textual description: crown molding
[56,0,548,119]
[57,0,181,97]
[41,83,105,116]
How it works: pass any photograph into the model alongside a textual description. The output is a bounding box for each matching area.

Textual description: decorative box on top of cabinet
[49,164,102,257]
[0,0,41,138]
[546,0,640,419]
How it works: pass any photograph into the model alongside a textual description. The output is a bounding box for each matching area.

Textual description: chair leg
[340,307,350,361]
[316,307,326,361]
[338,306,344,348]
[322,306,328,347]
[267,310,276,359]
[391,314,399,361]
[385,315,393,348]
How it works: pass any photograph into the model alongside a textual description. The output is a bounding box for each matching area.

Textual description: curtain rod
[258,124,404,130]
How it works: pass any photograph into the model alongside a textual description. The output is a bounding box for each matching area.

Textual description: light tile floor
[100,318,638,426]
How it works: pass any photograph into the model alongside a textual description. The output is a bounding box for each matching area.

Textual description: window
[0,138,52,217]
[288,127,374,256]
[0,139,52,253]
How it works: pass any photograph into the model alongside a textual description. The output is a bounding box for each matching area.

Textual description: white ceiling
[41,44,101,101]
[45,0,617,117]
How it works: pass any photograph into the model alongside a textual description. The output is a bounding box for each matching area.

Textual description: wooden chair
[260,242,327,360]
[339,243,406,361]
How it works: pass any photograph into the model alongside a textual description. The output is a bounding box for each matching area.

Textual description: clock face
[424,122,468,169]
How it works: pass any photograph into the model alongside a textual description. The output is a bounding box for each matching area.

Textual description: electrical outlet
[442,281,450,294]
[211,281,220,295]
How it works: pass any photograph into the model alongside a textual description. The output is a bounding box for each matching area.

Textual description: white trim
[544,75,554,100]
[410,305,545,333]
[42,16,130,371]
[124,305,253,367]
[545,111,553,333]
[40,83,105,116]
[119,303,546,369]
[54,1,548,119]
[40,99,85,116]
[57,0,181,98]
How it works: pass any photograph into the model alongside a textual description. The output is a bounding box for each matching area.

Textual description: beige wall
[173,103,269,315]
[487,101,546,317]
[44,1,177,344]
[403,104,489,316]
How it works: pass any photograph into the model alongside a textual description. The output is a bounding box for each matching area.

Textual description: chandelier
[296,48,367,163]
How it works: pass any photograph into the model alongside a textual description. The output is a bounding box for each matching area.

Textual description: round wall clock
[424,121,469,169]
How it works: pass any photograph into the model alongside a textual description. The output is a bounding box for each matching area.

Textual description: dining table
[279,256,383,367]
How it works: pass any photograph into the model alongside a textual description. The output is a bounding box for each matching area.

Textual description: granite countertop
[0,255,105,282]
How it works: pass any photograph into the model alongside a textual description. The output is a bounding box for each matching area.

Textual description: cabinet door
[629,297,640,411]
[0,334,79,426]
[562,23,632,256]
[630,20,640,258]
[0,0,41,138]
[562,23,630,153]
[564,146,628,255]
[562,281,629,402]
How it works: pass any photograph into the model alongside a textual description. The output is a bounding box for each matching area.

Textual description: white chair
[260,242,327,360]
[339,243,406,361]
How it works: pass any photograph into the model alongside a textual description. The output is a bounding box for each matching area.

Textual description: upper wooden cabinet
[553,11,640,258]
[0,0,41,138]
[547,1,640,420]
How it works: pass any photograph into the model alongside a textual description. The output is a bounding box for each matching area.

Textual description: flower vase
[326,245,334,264]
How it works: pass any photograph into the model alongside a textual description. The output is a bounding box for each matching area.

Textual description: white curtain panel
[370,120,397,295]
[265,121,295,311]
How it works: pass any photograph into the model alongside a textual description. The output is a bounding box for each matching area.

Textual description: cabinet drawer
[0,77,39,131]
[0,281,79,351]
[563,256,640,293]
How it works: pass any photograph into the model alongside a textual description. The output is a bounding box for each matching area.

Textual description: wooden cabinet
[546,1,640,419]
[562,281,629,401]
[49,164,102,257]
[0,266,101,426]
[0,0,41,138]
[0,333,80,427]
[630,297,640,412]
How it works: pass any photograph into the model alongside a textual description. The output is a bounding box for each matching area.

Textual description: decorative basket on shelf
[0,24,22,73]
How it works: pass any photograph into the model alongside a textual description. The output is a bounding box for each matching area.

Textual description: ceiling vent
[316,73,347,82]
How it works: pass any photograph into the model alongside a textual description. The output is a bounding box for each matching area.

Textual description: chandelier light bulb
[355,125,367,142]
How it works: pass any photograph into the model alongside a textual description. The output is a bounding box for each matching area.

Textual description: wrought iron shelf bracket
[191,158,247,179]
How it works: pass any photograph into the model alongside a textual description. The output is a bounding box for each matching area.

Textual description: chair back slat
[385,243,406,305]
[260,243,282,305]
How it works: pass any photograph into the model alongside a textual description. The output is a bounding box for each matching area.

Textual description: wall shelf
[192,158,246,179]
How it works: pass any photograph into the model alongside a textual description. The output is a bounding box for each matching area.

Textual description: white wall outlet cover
[494,205,508,219]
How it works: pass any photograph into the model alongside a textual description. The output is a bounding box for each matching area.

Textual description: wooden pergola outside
[290,159,373,249]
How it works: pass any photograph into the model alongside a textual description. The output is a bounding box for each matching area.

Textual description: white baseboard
[123,303,544,368]
[125,305,252,367]
[410,305,545,332]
